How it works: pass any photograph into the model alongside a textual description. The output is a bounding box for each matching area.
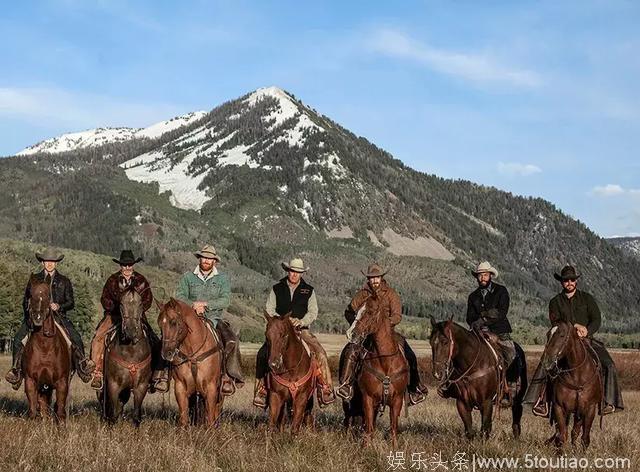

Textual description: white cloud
[497,162,542,176]
[0,86,188,132]
[367,28,541,88]
[591,184,639,197]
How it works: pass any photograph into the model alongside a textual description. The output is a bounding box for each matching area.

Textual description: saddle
[23,318,72,352]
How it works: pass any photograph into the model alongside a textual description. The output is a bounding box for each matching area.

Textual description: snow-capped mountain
[17,111,207,156]
[608,237,640,259]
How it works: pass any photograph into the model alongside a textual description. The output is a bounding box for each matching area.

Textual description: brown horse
[22,277,72,422]
[347,303,409,448]
[540,321,602,449]
[429,318,527,439]
[157,298,224,427]
[100,286,152,426]
[264,313,318,432]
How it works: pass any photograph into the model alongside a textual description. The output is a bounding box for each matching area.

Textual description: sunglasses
[562,278,577,283]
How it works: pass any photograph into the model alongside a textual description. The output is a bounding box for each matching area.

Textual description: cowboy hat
[35,248,64,263]
[194,245,221,261]
[112,250,143,266]
[361,263,387,278]
[471,261,499,278]
[281,258,308,273]
[554,265,581,281]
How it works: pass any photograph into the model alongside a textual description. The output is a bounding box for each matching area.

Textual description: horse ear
[154,298,163,311]
[283,312,291,319]
[430,315,436,327]
[263,311,271,322]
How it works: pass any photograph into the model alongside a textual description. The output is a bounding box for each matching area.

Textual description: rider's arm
[466,293,480,327]
[139,278,153,312]
[58,277,75,314]
[265,288,277,317]
[203,274,231,312]
[548,297,562,325]
[299,291,318,327]
[389,291,402,326]
[175,274,191,304]
[22,277,32,319]
[585,293,601,336]
[100,277,115,315]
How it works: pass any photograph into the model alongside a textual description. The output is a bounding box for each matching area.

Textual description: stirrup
[409,390,426,406]
[532,400,549,417]
[90,373,104,391]
[335,383,353,401]
[318,385,336,407]
[601,404,615,415]
[5,369,22,390]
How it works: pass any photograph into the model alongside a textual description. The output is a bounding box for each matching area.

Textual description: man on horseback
[253,258,336,408]
[525,265,623,417]
[5,249,95,389]
[175,245,244,396]
[336,263,428,406]
[89,250,169,392]
[466,261,517,407]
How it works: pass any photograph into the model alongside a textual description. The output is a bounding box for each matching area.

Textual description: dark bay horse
[158,298,224,427]
[22,277,72,422]
[264,313,318,432]
[346,304,409,448]
[101,286,152,426]
[540,321,602,449]
[429,318,527,439]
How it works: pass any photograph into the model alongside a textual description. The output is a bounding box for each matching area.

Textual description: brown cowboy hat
[362,263,387,278]
[194,244,221,262]
[554,265,581,281]
[112,250,143,266]
[281,258,308,273]
[35,248,64,263]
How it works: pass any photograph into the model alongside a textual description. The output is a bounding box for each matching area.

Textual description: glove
[471,319,487,331]
[482,308,501,320]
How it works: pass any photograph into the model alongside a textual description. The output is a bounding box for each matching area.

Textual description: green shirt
[175,268,230,321]
[549,289,601,336]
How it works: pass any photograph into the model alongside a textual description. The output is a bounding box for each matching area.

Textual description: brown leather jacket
[344,279,402,327]
[100,271,153,318]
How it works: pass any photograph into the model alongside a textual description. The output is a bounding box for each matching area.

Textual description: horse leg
[203,386,220,428]
[480,399,493,439]
[132,381,147,428]
[511,398,523,439]
[268,391,284,432]
[389,394,403,450]
[304,396,315,431]
[362,394,376,446]
[174,380,190,428]
[456,399,474,439]
[581,404,597,449]
[25,377,39,419]
[552,403,568,449]
[54,379,69,424]
[291,393,308,433]
[571,413,582,446]
[107,381,123,425]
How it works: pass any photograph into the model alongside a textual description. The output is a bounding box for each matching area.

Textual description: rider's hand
[192,302,206,315]
[574,323,588,338]
[290,318,303,329]
[50,302,59,312]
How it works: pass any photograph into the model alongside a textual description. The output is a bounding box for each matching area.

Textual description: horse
[22,276,72,422]
[264,313,319,432]
[345,302,409,448]
[429,317,527,439]
[539,320,602,449]
[100,285,153,426]
[157,297,224,427]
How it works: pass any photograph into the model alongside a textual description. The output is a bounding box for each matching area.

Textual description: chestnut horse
[22,277,72,422]
[101,286,152,426]
[158,298,224,427]
[264,313,318,432]
[429,318,527,439]
[347,303,409,448]
[540,321,602,449]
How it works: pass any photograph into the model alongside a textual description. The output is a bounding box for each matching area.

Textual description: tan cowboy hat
[554,265,581,281]
[194,244,221,261]
[35,248,64,263]
[362,263,387,278]
[281,258,308,273]
[472,261,498,277]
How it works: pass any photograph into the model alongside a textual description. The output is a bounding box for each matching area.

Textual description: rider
[466,261,517,407]
[336,263,428,406]
[253,258,336,408]
[524,265,623,417]
[5,249,95,389]
[175,244,244,396]
[89,250,168,392]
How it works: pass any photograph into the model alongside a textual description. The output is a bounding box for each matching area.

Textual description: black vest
[273,278,314,319]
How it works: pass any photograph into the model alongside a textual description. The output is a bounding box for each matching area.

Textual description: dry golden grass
[0,354,638,471]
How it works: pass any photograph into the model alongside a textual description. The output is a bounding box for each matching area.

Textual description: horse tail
[515,343,528,402]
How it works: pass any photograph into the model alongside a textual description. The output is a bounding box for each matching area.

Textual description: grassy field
[0,353,638,472]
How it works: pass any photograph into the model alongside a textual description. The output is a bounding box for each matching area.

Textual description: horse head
[264,312,297,375]
[429,316,456,381]
[28,276,51,328]
[541,320,576,373]
[350,300,386,344]
[119,286,144,344]
[157,298,189,362]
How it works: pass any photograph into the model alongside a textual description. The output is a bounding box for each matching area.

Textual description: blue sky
[1,0,638,237]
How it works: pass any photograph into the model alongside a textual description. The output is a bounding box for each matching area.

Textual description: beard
[199,261,214,272]
[478,279,490,288]
[368,281,381,291]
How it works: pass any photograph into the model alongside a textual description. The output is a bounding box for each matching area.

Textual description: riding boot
[72,346,96,383]
[315,365,336,407]
[500,380,518,408]
[403,339,427,405]
[5,344,24,390]
[253,377,268,409]
[145,322,170,393]
[336,342,362,401]
[216,320,245,395]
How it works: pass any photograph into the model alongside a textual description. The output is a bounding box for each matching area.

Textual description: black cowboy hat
[554,265,581,281]
[112,250,143,266]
